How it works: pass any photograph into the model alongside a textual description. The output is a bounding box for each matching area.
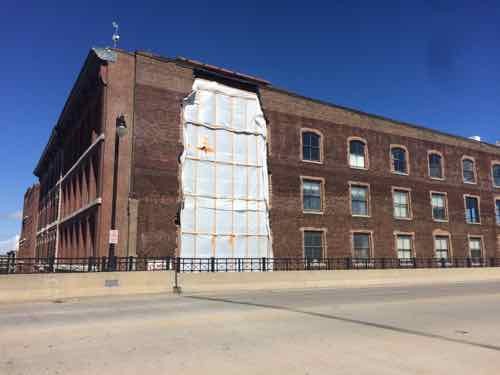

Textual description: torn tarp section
[180,78,272,258]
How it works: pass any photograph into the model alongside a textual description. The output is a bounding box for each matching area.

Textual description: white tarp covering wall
[180,78,272,258]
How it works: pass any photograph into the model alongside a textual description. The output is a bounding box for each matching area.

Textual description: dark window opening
[391,147,408,174]
[302,132,321,162]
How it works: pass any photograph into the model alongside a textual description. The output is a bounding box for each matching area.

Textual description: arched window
[391,146,408,174]
[349,139,367,169]
[428,152,443,179]
[302,131,321,162]
[492,164,500,187]
[462,158,476,183]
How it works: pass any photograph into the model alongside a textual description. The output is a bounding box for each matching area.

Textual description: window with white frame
[465,196,480,224]
[353,233,371,259]
[304,231,323,260]
[391,147,408,174]
[468,237,483,259]
[462,158,476,183]
[302,179,322,212]
[431,193,447,221]
[493,164,500,187]
[428,153,443,179]
[495,199,500,225]
[393,189,411,219]
[351,185,369,216]
[396,235,413,260]
[349,140,366,169]
[302,131,321,162]
[434,236,450,260]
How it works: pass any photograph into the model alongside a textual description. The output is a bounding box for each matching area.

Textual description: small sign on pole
[109,230,119,244]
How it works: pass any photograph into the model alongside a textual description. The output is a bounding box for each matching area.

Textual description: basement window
[303,231,324,260]
[434,236,450,260]
[396,234,414,260]
[352,232,371,259]
[468,237,483,261]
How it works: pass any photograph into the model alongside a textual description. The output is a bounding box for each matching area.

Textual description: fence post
[102,256,107,271]
[173,257,181,294]
[345,257,352,270]
[262,257,267,272]
[128,256,134,271]
[210,257,215,272]
[87,257,92,272]
[6,255,13,274]
[48,256,55,272]
[440,258,446,268]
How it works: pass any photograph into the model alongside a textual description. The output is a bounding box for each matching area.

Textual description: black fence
[1,256,499,275]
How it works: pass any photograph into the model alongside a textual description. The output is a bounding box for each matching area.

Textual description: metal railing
[1,256,499,275]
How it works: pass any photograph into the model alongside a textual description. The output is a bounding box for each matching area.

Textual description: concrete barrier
[0,271,173,303]
[178,268,500,294]
[2,268,500,303]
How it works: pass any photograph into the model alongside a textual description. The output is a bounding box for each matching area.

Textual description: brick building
[17,184,39,258]
[21,47,500,262]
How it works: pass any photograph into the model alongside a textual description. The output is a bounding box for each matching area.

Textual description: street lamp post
[108,115,127,271]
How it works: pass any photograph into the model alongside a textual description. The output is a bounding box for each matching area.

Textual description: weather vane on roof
[112,21,120,48]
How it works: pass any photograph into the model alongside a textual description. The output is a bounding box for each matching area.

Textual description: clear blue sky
[1,0,499,244]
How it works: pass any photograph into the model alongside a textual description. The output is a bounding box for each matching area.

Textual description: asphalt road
[2,281,500,374]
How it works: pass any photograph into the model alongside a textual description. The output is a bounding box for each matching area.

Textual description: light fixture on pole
[108,114,127,270]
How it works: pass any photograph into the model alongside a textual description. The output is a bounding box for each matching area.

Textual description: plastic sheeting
[180,79,272,258]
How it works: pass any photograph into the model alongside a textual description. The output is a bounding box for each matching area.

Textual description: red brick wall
[130,54,193,257]
[127,55,500,259]
[260,87,500,259]
[18,184,39,258]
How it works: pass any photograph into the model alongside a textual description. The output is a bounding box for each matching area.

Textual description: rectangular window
[434,236,450,260]
[465,196,480,224]
[391,147,408,174]
[353,233,371,259]
[302,131,321,162]
[469,237,483,259]
[396,235,413,260]
[496,199,500,225]
[493,165,500,187]
[302,179,322,212]
[393,189,411,219]
[431,193,447,221]
[349,140,366,168]
[351,185,369,216]
[304,231,323,260]
[463,158,476,183]
[429,153,443,179]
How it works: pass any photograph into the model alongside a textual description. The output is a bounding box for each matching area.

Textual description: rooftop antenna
[112,21,120,48]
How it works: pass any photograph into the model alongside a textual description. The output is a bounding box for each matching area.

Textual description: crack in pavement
[186,295,500,352]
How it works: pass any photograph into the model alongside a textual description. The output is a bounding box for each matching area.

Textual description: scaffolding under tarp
[180,79,272,258]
